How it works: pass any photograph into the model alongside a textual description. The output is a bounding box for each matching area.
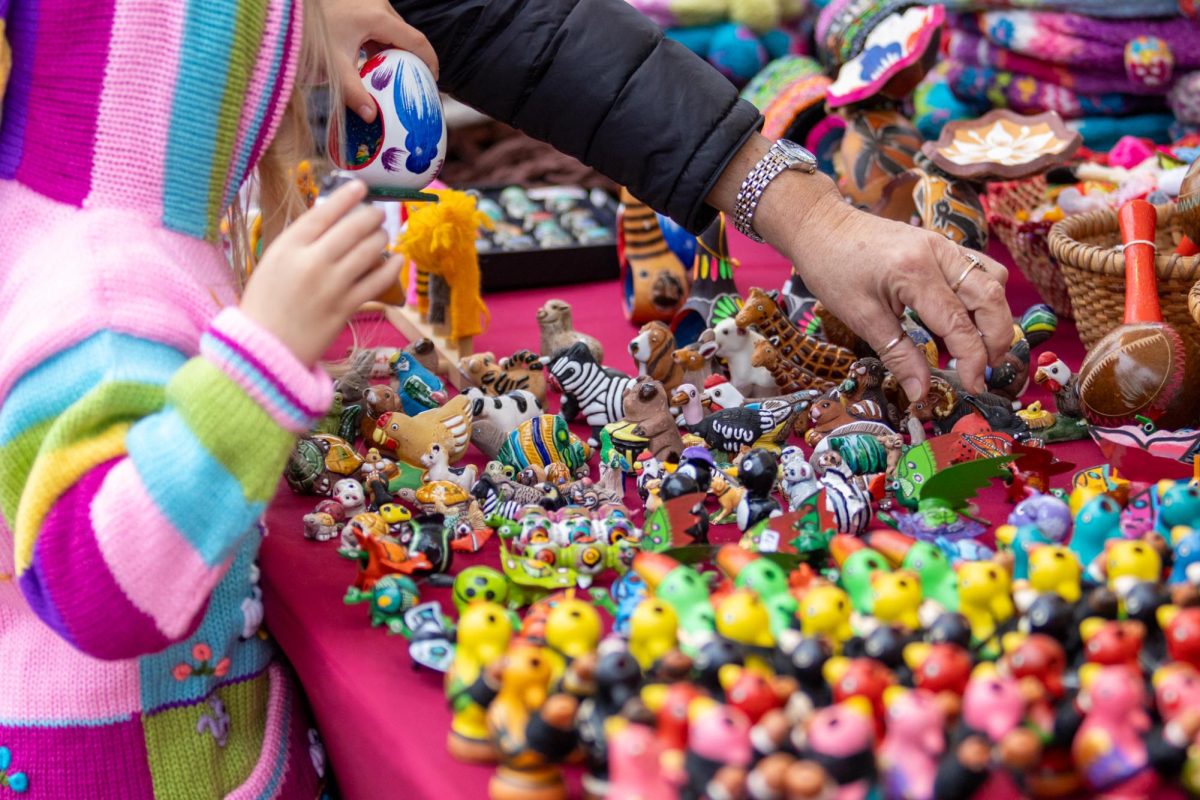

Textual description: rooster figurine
[1033,352,1083,420]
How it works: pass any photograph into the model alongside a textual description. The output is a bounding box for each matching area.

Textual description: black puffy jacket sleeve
[390,0,764,233]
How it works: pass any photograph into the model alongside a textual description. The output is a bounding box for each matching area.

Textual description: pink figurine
[685,701,753,799]
[1152,663,1200,725]
[961,670,1026,744]
[804,700,877,800]
[879,688,945,800]
[608,721,680,800]
[1072,665,1158,797]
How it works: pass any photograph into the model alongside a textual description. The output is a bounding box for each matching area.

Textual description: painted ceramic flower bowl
[922,110,1081,182]
[826,4,945,109]
[329,49,447,200]
[1088,423,1199,483]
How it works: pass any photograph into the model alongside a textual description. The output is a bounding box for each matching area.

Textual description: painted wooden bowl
[921,109,1081,183]
[329,49,447,196]
[826,4,945,109]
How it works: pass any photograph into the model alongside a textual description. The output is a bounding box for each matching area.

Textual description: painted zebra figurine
[545,342,634,444]
[471,475,540,521]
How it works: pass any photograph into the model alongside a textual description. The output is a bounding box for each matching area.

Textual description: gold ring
[879,334,905,356]
[951,253,984,292]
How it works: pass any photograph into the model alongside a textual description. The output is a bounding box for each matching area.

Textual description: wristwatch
[733,139,818,244]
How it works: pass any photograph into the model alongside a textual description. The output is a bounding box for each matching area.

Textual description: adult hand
[241,179,404,366]
[320,0,438,123]
[709,134,1012,402]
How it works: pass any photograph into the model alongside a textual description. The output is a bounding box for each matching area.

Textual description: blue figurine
[996,524,1055,582]
[1169,526,1200,587]
[611,571,648,637]
[389,350,446,416]
[1070,495,1123,582]
[1158,482,1200,534]
[1008,492,1072,543]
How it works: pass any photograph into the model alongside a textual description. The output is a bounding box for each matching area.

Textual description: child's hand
[241,179,400,367]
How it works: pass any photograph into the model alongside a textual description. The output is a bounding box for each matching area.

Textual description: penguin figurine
[735,448,781,532]
[659,471,709,545]
[675,445,716,494]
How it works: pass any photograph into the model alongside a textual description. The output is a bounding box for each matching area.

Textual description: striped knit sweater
[0,0,331,797]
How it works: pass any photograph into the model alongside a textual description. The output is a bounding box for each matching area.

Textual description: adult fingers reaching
[936,242,1014,366]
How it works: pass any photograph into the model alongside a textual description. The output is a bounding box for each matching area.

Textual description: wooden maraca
[1076,199,1200,429]
[1176,158,1200,257]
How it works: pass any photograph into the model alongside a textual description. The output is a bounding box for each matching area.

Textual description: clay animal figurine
[957,561,1014,651]
[459,350,548,404]
[708,472,744,525]
[446,601,514,762]
[674,327,721,385]
[1076,200,1200,429]
[686,399,794,454]
[302,503,343,542]
[670,214,742,345]
[633,551,716,656]
[736,448,781,532]
[1072,664,1160,796]
[420,442,478,492]
[357,447,399,507]
[537,299,603,362]
[405,336,455,378]
[735,287,856,382]
[370,394,474,467]
[496,415,592,478]
[879,687,946,800]
[670,383,706,426]
[751,337,832,393]
[803,697,879,798]
[618,188,689,324]
[620,377,685,464]
[629,321,686,391]
[466,387,543,458]
[332,348,377,404]
[544,342,634,442]
[713,318,779,398]
[285,434,363,496]
[606,717,680,800]
[1033,351,1083,419]
[574,647,646,797]
[388,349,448,416]
[684,700,754,800]
[780,447,819,509]
[485,643,579,800]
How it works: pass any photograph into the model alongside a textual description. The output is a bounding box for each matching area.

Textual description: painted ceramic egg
[835,109,922,208]
[329,49,446,192]
[1124,35,1174,89]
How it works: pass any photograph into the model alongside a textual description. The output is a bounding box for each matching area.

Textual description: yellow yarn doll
[399,189,493,341]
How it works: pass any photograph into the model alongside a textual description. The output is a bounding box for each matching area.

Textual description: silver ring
[879,334,905,356]
[951,253,984,292]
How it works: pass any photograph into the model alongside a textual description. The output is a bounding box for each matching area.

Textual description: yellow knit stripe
[13,425,131,574]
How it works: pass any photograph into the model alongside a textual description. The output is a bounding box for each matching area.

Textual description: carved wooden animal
[713,318,778,398]
[629,321,685,391]
[735,288,856,381]
[537,299,603,361]
[812,301,869,356]
[804,394,888,445]
[620,377,685,464]
[750,338,834,393]
[459,351,547,404]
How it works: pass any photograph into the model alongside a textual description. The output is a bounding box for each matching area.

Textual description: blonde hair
[226,0,343,287]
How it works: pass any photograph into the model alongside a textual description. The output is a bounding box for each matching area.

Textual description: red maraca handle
[1119,199,1162,324]
[1177,235,1200,258]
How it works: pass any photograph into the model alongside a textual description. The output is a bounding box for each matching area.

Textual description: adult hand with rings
[708,134,1013,402]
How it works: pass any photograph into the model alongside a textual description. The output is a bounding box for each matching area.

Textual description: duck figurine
[867,570,924,633]
[830,535,892,615]
[445,601,514,762]
[486,643,579,800]
[864,530,959,612]
[715,590,776,671]
[1025,544,1083,604]
[575,645,644,798]
[543,594,602,684]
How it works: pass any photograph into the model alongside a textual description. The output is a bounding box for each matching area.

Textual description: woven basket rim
[1048,203,1200,282]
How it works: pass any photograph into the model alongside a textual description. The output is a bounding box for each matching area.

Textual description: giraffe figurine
[735,288,857,381]
[750,339,835,394]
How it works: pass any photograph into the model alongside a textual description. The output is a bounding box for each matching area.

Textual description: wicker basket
[986,176,1072,318]
[1047,203,1200,352]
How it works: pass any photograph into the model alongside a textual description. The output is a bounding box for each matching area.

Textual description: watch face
[776,139,818,169]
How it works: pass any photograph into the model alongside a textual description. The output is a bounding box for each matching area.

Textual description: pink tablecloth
[260,234,1105,800]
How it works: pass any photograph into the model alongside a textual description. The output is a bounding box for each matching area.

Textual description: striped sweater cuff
[200,308,333,433]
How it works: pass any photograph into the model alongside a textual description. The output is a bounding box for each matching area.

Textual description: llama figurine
[420,443,478,492]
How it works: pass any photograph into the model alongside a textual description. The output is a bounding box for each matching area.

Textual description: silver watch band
[733,143,816,243]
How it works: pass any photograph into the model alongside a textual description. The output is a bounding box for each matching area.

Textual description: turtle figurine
[344,574,421,634]
[286,434,364,496]
[498,540,578,609]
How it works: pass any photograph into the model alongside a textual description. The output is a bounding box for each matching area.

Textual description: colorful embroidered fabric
[919,0,1184,17]
[944,63,1168,119]
[0,0,328,796]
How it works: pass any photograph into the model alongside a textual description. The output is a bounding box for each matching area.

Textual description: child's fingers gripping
[286,179,369,244]
[332,228,391,287]
[344,254,406,313]
[338,50,378,124]
[313,204,387,265]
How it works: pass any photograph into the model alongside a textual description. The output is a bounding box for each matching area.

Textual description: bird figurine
[735,448,781,532]
[1033,351,1083,420]
[686,399,795,454]
[370,394,474,467]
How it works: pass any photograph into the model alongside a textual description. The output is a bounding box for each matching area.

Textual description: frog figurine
[830,534,892,614]
[628,597,680,672]
[1070,495,1123,582]
[446,601,514,762]
[1168,525,1200,587]
[543,593,602,684]
[1024,544,1083,604]
[714,544,798,639]
[879,687,945,800]
[797,585,856,654]
[486,643,579,800]
[715,590,776,673]
[865,530,959,612]
[633,551,716,656]
[868,570,924,632]
[956,561,1015,653]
